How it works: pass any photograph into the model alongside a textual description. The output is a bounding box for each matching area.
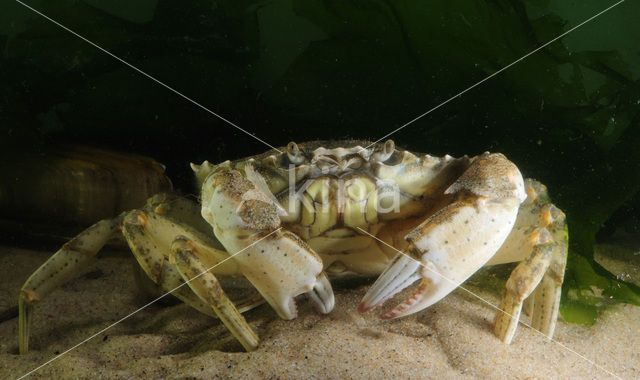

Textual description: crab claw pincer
[358,246,465,319]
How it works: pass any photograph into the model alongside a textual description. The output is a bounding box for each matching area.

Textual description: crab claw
[202,168,335,320]
[360,194,523,318]
[361,152,526,320]
[360,198,522,319]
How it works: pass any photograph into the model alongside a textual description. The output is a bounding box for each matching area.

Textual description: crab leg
[490,179,567,342]
[122,207,265,350]
[201,169,335,320]
[493,239,554,343]
[19,216,122,354]
[121,209,263,316]
[170,238,259,351]
[360,153,526,320]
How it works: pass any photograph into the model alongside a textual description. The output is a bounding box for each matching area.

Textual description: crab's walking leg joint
[201,168,335,320]
[491,179,567,343]
[170,238,259,351]
[124,207,261,351]
[19,217,122,354]
[121,206,263,316]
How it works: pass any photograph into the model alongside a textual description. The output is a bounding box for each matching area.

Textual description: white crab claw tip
[359,254,421,313]
[279,298,298,320]
[307,272,335,314]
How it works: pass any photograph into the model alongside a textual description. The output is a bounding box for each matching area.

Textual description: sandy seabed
[1,245,638,380]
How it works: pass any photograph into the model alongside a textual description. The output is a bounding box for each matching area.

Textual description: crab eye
[383,140,395,156]
[287,142,305,164]
[372,139,395,162]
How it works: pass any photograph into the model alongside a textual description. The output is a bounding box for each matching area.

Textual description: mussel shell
[0,145,172,226]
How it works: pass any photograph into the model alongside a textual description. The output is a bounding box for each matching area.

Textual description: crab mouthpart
[358,254,421,313]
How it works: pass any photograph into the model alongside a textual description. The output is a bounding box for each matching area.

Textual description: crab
[18,140,567,353]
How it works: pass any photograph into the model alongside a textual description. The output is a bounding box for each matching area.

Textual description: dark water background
[1,0,639,324]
